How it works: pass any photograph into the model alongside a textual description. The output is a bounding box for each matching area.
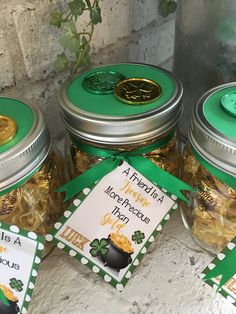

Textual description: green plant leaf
[90,1,102,25]
[50,11,63,28]
[167,1,177,14]
[68,0,86,16]
[59,21,80,53]
[54,53,69,72]
[61,20,77,36]
[59,35,81,53]
[159,0,177,17]
[50,0,102,74]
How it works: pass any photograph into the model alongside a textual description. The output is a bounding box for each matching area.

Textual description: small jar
[181,83,236,254]
[0,96,65,236]
[58,63,183,179]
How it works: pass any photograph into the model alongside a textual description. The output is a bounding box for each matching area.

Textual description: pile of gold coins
[109,233,134,254]
[0,284,18,303]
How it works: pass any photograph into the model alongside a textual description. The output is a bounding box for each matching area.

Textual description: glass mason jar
[58,63,183,180]
[0,96,65,237]
[181,83,236,254]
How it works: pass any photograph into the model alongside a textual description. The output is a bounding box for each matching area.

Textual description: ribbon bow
[57,145,194,203]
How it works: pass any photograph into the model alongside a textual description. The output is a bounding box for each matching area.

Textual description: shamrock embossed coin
[83,71,126,95]
[0,115,17,146]
[115,78,162,105]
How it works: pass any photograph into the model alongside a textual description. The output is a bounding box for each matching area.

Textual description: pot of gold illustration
[0,285,20,314]
[101,233,134,271]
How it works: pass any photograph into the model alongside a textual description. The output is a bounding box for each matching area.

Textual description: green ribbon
[57,136,195,203]
[71,130,175,157]
[192,148,236,190]
[204,246,236,288]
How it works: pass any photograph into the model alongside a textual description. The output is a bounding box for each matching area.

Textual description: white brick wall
[0,0,176,138]
[0,30,14,87]
[12,2,63,80]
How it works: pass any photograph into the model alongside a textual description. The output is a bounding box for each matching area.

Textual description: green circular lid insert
[0,97,34,154]
[203,86,236,140]
[67,64,176,116]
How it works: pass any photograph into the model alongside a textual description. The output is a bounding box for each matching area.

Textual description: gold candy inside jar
[69,131,180,179]
[182,144,236,252]
[0,96,65,250]
[59,63,183,181]
[181,84,236,254]
[0,151,65,234]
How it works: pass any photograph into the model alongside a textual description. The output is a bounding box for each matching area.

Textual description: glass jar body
[66,129,181,180]
[181,143,236,254]
[0,149,65,235]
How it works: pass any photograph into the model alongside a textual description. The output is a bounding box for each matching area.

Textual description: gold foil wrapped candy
[0,96,66,246]
[0,151,65,235]
[181,83,236,254]
[182,144,236,252]
[69,133,180,179]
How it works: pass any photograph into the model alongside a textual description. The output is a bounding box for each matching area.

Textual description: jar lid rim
[0,95,51,192]
[59,63,183,144]
[189,82,236,176]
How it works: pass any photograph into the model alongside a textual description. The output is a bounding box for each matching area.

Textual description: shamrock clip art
[132,230,145,244]
[89,238,109,258]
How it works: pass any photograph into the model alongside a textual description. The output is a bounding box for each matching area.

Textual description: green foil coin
[221,92,236,117]
[82,71,126,95]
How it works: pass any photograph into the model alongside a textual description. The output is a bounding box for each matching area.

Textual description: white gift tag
[50,162,177,290]
[0,222,44,313]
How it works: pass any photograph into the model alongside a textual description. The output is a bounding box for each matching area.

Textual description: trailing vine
[50,0,175,75]
[50,0,102,75]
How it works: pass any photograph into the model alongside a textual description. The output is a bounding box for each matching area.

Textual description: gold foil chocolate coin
[115,78,162,105]
[0,115,17,146]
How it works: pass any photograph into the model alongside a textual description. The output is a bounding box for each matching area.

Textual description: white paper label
[0,224,43,313]
[54,162,176,284]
